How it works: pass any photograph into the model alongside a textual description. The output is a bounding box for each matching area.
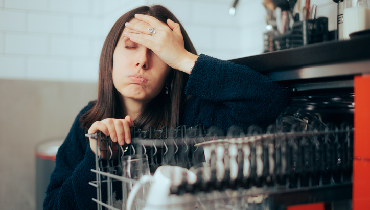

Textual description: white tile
[71,16,104,36]
[28,13,69,34]
[27,57,69,81]
[0,32,4,53]
[241,24,265,56]
[214,27,240,50]
[49,0,71,13]
[241,28,254,51]
[71,59,99,82]
[146,0,192,24]
[102,0,127,14]
[102,9,131,36]
[0,0,3,7]
[241,48,263,57]
[90,0,104,16]
[239,1,266,27]
[203,50,238,60]
[6,33,49,55]
[70,0,90,14]
[0,55,26,79]
[4,0,48,10]
[185,26,213,49]
[51,36,90,57]
[0,11,26,31]
[192,2,239,27]
[251,25,266,50]
[90,38,104,57]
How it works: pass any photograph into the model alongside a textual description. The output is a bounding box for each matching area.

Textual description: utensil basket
[264,17,329,52]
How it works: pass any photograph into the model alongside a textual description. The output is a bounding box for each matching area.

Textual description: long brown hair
[80,5,197,131]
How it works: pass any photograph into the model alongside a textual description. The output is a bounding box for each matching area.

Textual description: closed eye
[124,38,137,49]
[125,46,137,49]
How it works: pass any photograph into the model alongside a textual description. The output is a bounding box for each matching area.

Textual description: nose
[135,47,150,70]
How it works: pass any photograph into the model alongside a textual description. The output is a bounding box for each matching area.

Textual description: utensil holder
[264,17,329,52]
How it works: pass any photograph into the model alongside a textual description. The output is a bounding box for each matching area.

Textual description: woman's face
[112,18,171,104]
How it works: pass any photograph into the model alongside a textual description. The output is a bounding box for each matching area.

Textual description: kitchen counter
[230,35,370,82]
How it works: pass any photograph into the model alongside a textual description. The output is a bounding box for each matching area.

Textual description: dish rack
[88,121,353,210]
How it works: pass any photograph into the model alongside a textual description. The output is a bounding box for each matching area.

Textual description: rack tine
[131,145,135,155]
[108,144,113,161]
[174,139,178,155]
[153,140,157,156]
[164,141,168,156]
[184,138,189,153]
[142,143,147,154]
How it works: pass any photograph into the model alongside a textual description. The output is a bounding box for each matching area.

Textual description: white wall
[0,0,338,81]
[0,0,145,82]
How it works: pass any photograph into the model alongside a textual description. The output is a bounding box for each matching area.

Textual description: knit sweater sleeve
[43,103,97,210]
[183,54,291,131]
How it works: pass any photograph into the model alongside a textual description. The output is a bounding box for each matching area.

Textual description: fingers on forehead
[134,14,163,27]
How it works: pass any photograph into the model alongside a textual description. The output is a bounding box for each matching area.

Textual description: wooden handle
[305,0,311,19]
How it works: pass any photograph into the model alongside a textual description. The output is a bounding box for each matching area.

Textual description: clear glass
[345,0,369,8]
[121,154,150,210]
[343,0,370,39]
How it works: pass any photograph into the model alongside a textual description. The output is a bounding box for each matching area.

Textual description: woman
[44,5,290,210]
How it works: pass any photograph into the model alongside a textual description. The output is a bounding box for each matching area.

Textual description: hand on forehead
[124,18,153,35]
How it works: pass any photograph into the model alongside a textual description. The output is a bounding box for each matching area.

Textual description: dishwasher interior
[88,65,357,210]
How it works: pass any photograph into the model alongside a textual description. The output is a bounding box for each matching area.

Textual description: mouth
[128,75,148,84]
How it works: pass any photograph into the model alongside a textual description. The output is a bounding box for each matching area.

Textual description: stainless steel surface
[291,80,354,91]
[267,59,370,81]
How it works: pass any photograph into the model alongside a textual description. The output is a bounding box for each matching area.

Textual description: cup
[126,166,197,210]
[343,0,370,39]
[121,154,150,210]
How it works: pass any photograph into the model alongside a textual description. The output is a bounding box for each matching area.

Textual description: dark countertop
[229,35,370,73]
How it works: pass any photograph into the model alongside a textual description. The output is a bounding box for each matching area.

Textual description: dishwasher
[88,37,370,210]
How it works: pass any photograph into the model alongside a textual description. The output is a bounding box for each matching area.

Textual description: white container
[343,0,370,39]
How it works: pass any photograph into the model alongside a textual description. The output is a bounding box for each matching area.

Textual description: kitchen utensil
[263,0,277,11]
[305,0,311,19]
[272,0,297,12]
[127,166,197,210]
[302,6,308,20]
[311,4,318,19]
[333,0,345,40]
[293,0,301,21]
[281,10,289,33]
[276,7,282,33]
[229,0,239,16]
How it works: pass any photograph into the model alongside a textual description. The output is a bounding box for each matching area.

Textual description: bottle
[343,0,370,39]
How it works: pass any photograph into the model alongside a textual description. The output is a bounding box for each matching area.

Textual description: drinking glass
[343,0,370,39]
[121,154,150,210]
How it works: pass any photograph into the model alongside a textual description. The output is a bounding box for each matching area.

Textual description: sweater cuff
[185,54,225,98]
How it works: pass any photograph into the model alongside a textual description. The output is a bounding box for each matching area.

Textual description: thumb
[125,115,134,127]
[167,19,181,35]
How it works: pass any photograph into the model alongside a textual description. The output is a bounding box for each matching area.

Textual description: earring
[165,86,169,95]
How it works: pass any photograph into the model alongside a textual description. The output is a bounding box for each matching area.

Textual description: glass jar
[343,0,370,39]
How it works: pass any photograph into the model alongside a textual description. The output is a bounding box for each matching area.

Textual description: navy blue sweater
[44,54,290,210]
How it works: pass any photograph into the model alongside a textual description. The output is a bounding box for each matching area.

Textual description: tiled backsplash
[0,0,337,82]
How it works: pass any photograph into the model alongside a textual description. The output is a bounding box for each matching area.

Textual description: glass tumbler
[121,154,150,210]
[343,0,370,39]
